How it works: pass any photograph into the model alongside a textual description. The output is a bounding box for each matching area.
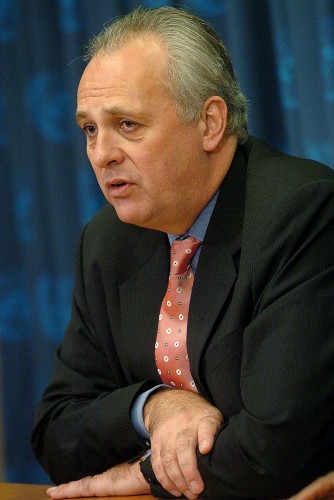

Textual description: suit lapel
[117,143,248,383]
[119,231,170,379]
[188,145,248,386]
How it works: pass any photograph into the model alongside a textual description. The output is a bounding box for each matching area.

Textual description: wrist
[133,459,151,491]
[144,386,173,432]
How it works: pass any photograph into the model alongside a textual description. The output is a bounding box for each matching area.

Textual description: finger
[160,442,200,499]
[47,474,110,499]
[198,414,221,455]
[151,446,185,498]
[152,445,202,499]
[290,473,334,500]
[174,430,204,496]
[47,476,95,498]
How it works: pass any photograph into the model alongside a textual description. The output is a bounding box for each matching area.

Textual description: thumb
[197,414,222,455]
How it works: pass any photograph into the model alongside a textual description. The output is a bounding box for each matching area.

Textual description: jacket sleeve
[142,179,334,499]
[31,223,153,485]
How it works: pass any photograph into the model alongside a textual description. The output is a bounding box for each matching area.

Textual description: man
[31,6,334,500]
[290,471,334,500]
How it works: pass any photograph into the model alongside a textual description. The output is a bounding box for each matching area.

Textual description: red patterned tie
[155,237,201,392]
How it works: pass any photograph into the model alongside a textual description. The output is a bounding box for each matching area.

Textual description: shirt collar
[168,190,219,245]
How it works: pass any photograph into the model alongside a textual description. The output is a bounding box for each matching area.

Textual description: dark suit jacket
[31,137,334,499]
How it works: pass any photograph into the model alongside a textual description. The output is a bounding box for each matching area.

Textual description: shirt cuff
[131,384,169,439]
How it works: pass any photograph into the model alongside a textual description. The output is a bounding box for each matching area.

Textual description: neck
[168,135,238,234]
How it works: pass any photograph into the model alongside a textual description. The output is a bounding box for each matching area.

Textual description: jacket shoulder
[246,137,334,188]
[78,203,166,266]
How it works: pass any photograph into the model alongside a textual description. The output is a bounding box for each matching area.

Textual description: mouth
[106,179,133,197]
[111,181,126,187]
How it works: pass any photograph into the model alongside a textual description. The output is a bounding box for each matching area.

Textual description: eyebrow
[75,106,142,126]
[75,111,89,126]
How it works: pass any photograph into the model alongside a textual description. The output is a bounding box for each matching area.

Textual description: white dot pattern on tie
[155,237,201,392]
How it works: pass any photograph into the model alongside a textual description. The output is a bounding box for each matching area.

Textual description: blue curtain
[0,0,333,485]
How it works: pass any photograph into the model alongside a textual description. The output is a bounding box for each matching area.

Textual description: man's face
[76,37,211,234]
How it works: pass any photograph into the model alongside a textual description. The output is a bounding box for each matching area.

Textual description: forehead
[77,37,170,110]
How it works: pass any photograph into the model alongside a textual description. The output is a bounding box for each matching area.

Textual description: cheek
[90,164,105,191]
[144,160,174,190]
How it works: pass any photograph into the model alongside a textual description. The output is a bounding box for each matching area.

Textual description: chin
[114,209,147,228]
[113,204,164,231]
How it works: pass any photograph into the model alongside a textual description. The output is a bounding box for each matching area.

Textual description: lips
[106,179,133,196]
[111,181,126,187]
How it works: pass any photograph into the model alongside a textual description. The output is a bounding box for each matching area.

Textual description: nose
[89,132,124,169]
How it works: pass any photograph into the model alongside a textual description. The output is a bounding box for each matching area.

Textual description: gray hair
[84,6,248,144]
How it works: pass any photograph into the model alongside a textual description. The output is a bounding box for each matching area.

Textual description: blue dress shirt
[131,191,219,439]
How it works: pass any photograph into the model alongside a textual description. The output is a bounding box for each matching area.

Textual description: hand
[144,388,223,499]
[290,471,334,500]
[46,460,150,498]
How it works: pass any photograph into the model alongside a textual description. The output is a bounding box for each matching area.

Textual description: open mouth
[112,181,126,187]
[107,180,132,196]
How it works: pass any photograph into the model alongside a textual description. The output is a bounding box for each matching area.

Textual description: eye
[83,124,97,137]
[120,120,137,132]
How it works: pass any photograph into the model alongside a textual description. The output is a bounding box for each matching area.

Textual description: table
[0,483,154,500]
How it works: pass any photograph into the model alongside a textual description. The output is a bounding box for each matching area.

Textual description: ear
[200,96,228,152]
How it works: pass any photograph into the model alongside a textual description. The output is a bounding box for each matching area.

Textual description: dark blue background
[0,0,333,484]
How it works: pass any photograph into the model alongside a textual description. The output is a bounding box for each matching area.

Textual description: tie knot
[170,237,201,274]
